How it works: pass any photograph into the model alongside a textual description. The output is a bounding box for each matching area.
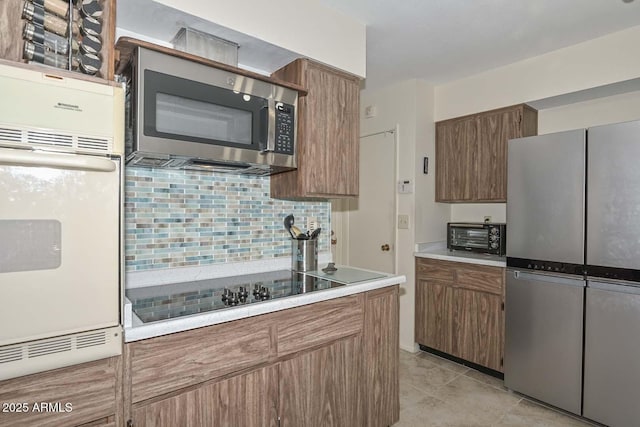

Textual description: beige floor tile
[397,350,596,427]
[430,375,521,424]
[415,351,470,374]
[399,352,463,396]
[495,399,595,427]
[396,395,495,427]
[399,380,431,411]
[463,368,507,391]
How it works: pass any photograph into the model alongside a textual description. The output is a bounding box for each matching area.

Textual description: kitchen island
[122,266,405,427]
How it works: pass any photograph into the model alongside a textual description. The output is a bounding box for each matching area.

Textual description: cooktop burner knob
[221,288,232,303]
[253,284,262,298]
[238,286,249,302]
[259,286,270,301]
[227,292,240,306]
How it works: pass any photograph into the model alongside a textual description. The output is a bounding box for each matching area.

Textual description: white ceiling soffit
[319,0,640,90]
[116,0,300,75]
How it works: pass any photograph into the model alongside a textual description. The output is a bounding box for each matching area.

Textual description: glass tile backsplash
[125,168,330,271]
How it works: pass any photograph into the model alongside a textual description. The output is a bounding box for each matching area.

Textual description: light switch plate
[398,214,409,229]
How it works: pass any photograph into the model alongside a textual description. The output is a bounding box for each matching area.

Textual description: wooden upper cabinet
[270,59,360,199]
[436,104,537,202]
[436,117,477,202]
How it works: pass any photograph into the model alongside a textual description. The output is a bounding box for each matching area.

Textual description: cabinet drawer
[456,266,503,295]
[416,258,455,281]
[129,319,274,403]
[275,294,364,356]
[0,357,118,427]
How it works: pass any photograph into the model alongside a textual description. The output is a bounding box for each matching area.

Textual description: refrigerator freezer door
[587,120,640,271]
[583,281,640,427]
[504,269,584,415]
[507,129,585,264]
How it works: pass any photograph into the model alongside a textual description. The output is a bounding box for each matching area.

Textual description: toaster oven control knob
[491,242,499,249]
[490,228,499,235]
[490,235,499,242]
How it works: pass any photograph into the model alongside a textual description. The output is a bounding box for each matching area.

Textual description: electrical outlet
[307,217,318,231]
[484,216,492,223]
[398,214,409,229]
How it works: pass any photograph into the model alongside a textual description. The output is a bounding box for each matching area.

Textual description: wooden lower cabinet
[279,336,363,427]
[416,279,454,355]
[0,356,121,427]
[415,258,504,372]
[363,287,400,427]
[454,288,503,371]
[131,366,278,427]
[125,286,400,427]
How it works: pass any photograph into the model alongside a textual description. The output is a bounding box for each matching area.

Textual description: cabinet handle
[381,244,390,251]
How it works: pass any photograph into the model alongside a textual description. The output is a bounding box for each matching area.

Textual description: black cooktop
[127,270,344,324]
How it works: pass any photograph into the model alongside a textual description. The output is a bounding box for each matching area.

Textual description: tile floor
[396,350,596,427]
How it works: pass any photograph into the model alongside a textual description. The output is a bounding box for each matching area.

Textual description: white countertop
[414,241,506,267]
[123,266,405,343]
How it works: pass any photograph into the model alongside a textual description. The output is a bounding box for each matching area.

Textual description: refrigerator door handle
[511,270,585,287]
[588,280,640,295]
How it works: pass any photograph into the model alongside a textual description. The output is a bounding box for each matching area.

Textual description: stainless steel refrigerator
[505,119,640,426]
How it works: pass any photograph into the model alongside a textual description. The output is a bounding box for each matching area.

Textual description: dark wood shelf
[114,37,308,96]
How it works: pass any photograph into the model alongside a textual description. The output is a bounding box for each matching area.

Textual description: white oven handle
[0,149,116,172]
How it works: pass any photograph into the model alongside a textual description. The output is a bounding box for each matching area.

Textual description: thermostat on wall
[397,180,413,194]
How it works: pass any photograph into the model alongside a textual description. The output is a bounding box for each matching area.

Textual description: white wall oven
[0,64,123,380]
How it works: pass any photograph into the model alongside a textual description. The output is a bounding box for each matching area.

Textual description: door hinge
[501,302,504,310]
[127,420,133,427]
[500,357,504,366]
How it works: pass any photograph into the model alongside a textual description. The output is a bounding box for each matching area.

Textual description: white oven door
[0,148,120,346]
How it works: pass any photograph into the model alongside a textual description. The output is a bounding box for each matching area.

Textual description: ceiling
[318,0,640,90]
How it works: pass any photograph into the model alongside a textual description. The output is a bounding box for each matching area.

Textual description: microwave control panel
[274,102,295,155]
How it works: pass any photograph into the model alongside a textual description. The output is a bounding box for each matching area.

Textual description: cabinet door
[271,59,360,198]
[305,62,359,196]
[476,107,521,201]
[279,336,363,427]
[364,287,399,427]
[454,289,503,371]
[415,279,454,354]
[436,117,477,202]
[131,366,279,427]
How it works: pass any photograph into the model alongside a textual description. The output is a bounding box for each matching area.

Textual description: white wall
[358,79,448,352]
[450,204,506,223]
[153,0,366,77]
[435,25,640,120]
[538,90,640,134]
[415,81,451,243]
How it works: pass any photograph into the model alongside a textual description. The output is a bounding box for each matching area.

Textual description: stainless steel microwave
[447,222,506,256]
[123,46,298,175]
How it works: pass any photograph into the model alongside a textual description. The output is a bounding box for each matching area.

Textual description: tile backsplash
[125,168,330,271]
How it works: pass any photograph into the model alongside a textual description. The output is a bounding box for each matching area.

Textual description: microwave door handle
[260,98,276,154]
[0,149,116,172]
[259,103,269,152]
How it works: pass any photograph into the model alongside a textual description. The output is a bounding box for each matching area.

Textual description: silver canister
[291,239,317,272]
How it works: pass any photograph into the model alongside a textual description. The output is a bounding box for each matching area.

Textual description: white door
[346,131,396,273]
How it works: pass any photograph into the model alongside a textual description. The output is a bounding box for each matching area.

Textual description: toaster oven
[447,222,506,256]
